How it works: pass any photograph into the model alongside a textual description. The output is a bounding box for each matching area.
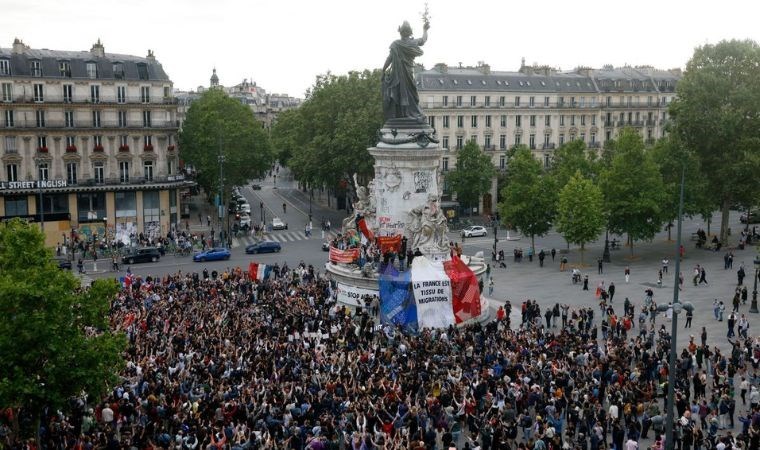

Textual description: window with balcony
[143,110,152,127]
[86,62,97,79]
[529,115,536,127]
[619,112,625,123]
[143,161,154,181]
[119,135,128,147]
[35,110,45,128]
[456,96,462,107]
[500,155,506,170]
[471,116,478,128]
[591,133,597,144]
[167,158,174,175]
[514,96,520,107]
[470,96,476,106]
[442,116,449,128]
[456,136,463,150]
[64,111,74,128]
[117,86,126,104]
[1,83,11,102]
[499,96,505,107]
[93,162,104,184]
[485,115,491,128]
[544,135,550,147]
[67,162,78,184]
[580,97,585,107]
[544,96,550,107]
[619,96,625,106]
[63,84,73,103]
[93,135,102,148]
[33,84,44,102]
[529,134,536,149]
[143,135,153,148]
[484,96,490,107]
[635,112,641,123]
[514,134,521,146]
[515,115,521,127]
[92,110,101,128]
[580,115,586,126]
[442,157,449,172]
[428,116,435,129]
[4,136,17,153]
[37,136,47,150]
[38,163,49,181]
[0,59,10,76]
[59,61,71,78]
[571,115,576,126]
[558,97,564,107]
[6,163,18,182]
[545,116,551,127]
[628,112,633,123]
[141,86,150,103]
[529,96,535,107]
[4,110,14,127]
[592,115,597,126]
[442,95,448,106]
[30,60,42,77]
[90,85,100,103]
[442,136,449,150]
[500,115,507,127]
[65,136,75,148]
[499,134,506,150]
[484,135,492,149]
[118,111,127,128]
[457,115,464,128]
[119,161,130,182]
[560,115,565,126]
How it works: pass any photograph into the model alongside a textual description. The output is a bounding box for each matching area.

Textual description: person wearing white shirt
[626,438,639,450]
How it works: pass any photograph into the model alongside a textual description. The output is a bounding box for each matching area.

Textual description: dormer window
[0,59,9,76]
[137,63,149,81]
[113,62,124,79]
[59,61,71,78]
[30,60,42,77]
[86,62,98,79]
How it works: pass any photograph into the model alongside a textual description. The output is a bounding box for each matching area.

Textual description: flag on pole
[355,214,375,242]
[248,262,271,281]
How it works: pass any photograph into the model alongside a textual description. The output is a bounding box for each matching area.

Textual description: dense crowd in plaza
[4,256,760,450]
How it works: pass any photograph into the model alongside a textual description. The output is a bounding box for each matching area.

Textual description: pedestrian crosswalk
[230,231,338,248]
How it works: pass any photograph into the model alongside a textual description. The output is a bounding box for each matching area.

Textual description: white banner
[336,283,377,307]
[411,257,455,329]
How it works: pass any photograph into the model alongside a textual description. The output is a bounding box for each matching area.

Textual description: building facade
[0,39,190,246]
[417,62,680,214]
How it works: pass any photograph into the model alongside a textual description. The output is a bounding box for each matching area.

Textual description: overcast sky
[3,0,759,98]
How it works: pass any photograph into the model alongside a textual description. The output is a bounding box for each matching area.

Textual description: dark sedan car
[245,241,281,254]
[193,247,231,262]
[121,247,161,264]
[53,256,72,270]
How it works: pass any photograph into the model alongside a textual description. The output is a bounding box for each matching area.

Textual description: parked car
[461,225,487,238]
[239,213,252,229]
[121,247,161,264]
[740,211,760,224]
[271,217,288,230]
[238,203,251,214]
[245,241,282,254]
[53,256,72,270]
[193,247,231,262]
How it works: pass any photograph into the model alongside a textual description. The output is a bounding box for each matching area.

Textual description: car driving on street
[245,241,282,254]
[271,217,288,230]
[461,225,487,238]
[193,248,231,262]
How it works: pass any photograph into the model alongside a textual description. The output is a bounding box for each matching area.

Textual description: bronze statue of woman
[382,19,429,124]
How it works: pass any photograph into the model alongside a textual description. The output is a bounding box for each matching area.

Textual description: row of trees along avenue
[497,39,760,262]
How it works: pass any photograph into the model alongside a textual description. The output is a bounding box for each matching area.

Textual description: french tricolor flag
[248,262,271,281]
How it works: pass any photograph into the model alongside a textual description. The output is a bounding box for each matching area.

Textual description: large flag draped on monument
[379,255,481,330]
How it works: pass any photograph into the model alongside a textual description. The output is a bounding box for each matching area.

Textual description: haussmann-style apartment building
[417,61,681,215]
[0,39,192,247]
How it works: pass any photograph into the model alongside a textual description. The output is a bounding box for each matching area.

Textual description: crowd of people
[3,257,760,449]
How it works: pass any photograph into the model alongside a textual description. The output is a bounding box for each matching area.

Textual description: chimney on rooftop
[146,49,156,62]
[90,39,105,58]
[12,38,28,54]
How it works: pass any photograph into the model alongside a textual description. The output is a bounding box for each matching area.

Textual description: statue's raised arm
[382,19,430,124]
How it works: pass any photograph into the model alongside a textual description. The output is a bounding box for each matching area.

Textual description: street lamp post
[751,256,760,313]
[309,187,313,223]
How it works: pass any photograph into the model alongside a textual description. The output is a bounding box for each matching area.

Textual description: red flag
[377,235,402,253]
[355,215,375,242]
[329,246,360,263]
[444,255,482,323]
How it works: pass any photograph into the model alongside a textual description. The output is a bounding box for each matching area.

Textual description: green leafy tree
[670,39,760,243]
[556,171,605,264]
[498,147,556,252]
[271,70,382,192]
[179,89,273,196]
[650,137,712,239]
[447,140,496,215]
[0,219,125,439]
[550,139,600,190]
[600,129,667,256]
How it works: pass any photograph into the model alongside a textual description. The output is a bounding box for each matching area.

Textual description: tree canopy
[271,70,383,190]
[446,140,496,214]
[498,146,556,251]
[550,139,599,190]
[556,171,605,264]
[600,129,666,254]
[0,219,125,437]
[179,89,273,195]
[670,39,760,242]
